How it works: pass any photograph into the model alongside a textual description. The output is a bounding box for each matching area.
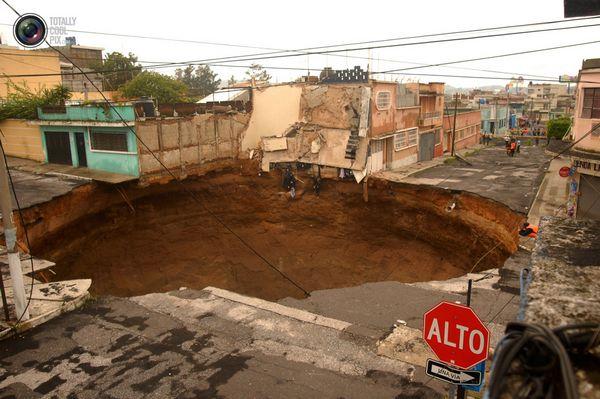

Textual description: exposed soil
[36,168,521,301]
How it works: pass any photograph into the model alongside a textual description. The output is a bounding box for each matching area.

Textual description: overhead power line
[2,14,599,60]
[3,37,599,85]
[1,0,312,298]
[375,39,600,75]
[139,21,600,68]
[6,19,599,77]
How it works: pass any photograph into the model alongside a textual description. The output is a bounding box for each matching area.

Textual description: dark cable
[488,322,598,399]
[1,0,311,298]
[0,137,35,325]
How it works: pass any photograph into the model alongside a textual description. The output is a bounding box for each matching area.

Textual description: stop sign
[423,301,490,370]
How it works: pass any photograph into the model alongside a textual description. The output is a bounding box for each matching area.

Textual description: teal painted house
[36,105,140,177]
[480,105,509,135]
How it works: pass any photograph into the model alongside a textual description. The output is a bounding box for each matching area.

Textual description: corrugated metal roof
[197,88,248,103]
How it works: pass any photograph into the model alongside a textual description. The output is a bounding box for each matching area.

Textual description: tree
[547,117,572,139]
[227,75,237,87]
[245,64,271,83]
[0,82,71,120]
[91,52,141,90]
[119,71,187,103]
[174,65,220,98]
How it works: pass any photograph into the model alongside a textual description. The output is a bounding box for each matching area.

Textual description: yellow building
[0,45,62,99]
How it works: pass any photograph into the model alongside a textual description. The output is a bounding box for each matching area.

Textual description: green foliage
[227,75,237,86]
[119,71,188,103]
[547,117,572,139]
[91,52,141,90]
[245,64,271,83]
[0,83,71,121]
[175,65,221,98]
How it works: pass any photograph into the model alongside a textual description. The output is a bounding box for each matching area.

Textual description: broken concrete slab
[0,279,91,339]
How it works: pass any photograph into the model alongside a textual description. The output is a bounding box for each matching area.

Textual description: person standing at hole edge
[313,165,322,196]
[282,166,297,199]
[519,222,539,238]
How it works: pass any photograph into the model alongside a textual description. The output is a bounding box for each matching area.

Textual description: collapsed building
[0,67,468,186]
[252,71,447,182]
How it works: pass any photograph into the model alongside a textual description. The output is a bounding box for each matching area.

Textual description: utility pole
[506,90,511,132]
[0,143,29,321]
[451,92,458,157]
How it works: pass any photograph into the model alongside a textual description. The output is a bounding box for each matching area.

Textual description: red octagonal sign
[423,301,490,370]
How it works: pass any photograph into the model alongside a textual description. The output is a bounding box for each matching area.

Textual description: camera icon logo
[13,13,47,48]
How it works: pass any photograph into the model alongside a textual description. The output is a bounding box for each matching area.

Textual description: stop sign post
[423,301,490,370]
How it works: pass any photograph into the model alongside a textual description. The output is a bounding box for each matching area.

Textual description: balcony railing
[419,111,442,124]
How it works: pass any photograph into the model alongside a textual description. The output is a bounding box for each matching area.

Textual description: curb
[204,286,351,331]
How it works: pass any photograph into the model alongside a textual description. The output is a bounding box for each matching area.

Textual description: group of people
[481,133,493,146]
[504,136,521,157]
[282,165,322,200]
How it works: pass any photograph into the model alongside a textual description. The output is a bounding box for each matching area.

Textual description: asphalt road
[400,143,551,214]
[0,290,440,398]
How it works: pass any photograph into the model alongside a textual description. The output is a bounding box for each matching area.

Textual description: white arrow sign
[431,364,475,383]
[425,359,482,386]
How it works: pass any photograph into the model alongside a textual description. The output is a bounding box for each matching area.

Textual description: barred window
[396,84,417,108]
[90,131,128,152]
[582,88,600,119]
[394,128,418,151]
[376,91,391,110]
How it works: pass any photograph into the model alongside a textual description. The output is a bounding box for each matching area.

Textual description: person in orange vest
[519,222,539,238]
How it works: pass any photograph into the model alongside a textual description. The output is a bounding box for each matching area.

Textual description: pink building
[442,110,482,153]
[570,59,600,219]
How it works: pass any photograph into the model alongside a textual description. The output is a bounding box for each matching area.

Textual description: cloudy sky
[1,0,600,88]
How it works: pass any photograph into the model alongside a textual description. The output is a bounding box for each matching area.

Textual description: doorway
[45,132,72,165]
[75,132,87,167]
[418,132,435,162]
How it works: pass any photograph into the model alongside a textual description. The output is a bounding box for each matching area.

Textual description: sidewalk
[526,157,571,225]
[374,145,484,182]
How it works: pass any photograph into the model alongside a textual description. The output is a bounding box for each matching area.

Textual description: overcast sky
[1,0,600,88]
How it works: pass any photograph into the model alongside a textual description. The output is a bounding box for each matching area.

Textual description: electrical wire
[0,37,562,80]
[5,19,600,81]
[1,0,312,298]
[377,39,600,75]
[149,21,600,67]
[4,14,600,55]
[0,136,35,325]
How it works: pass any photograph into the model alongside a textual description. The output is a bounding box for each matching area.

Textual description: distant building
[443,109,482,152]
[480,103,509,135]
[569,58,600,219]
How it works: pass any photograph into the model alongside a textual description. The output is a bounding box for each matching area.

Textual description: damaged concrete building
[250,70,447,182]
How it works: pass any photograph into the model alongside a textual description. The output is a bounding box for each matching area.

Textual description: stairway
[345,130,360,160]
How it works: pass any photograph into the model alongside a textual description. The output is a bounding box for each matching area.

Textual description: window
[435,129,442,145]
[394,128,418,151]
[396,84,417,108]
[90,131,129,152]
[582,88,600,119]
[376,91,391,110]
[371,139,383,153]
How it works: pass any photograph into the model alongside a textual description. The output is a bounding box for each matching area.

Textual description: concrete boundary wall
[0,119,44,161]
[136,114,250,176]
